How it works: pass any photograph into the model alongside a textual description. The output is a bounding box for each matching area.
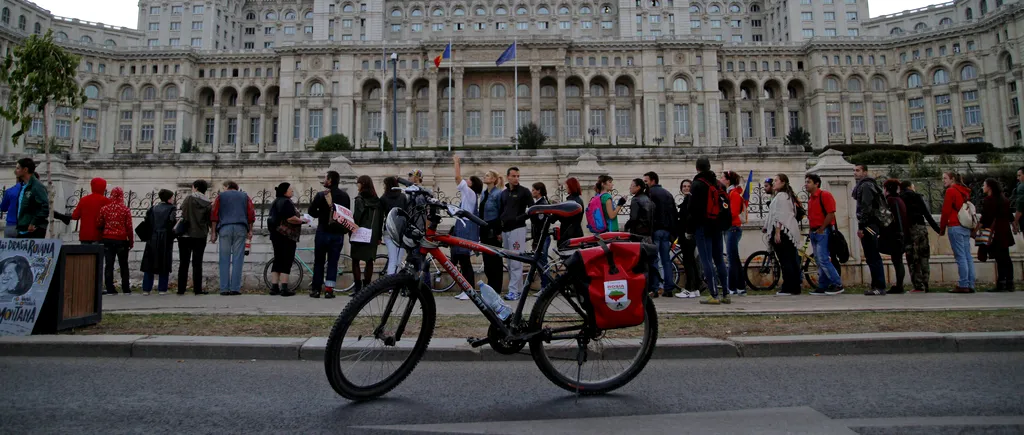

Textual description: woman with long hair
[380,176,409,275]
[452,155,483,300]
[900,180,940,293]
[350,175,382,293]
[764,174,803,295]
[979,178,1015,291]
[721,170,747,296]
[625,178,654,240]
[267,182,308,296]
[558,177,585,244]
[140,189,177,295]
[674,179,701,298]
[882,179,909,293]
[596,175,624,232]
[479,169,505,288]
[939,171,976,292]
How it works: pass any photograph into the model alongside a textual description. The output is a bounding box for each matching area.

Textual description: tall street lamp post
[390,52,398,151]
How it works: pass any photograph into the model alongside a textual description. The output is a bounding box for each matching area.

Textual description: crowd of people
[3,156,1021,300]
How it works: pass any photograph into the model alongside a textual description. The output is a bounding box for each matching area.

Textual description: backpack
[957,192,979,229]
[705,180,732,229]
[871,184,894,228]
[586,194,608,234]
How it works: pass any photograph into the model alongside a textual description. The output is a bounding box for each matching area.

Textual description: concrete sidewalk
[99,291,1024,316]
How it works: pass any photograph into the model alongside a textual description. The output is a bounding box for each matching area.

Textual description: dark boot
[309,288,321,298]
[269,284,280,296]
[324,286,336,299]
[280,286,296,297]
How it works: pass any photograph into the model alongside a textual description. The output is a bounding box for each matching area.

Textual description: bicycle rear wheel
[263,258,303,293]
[744,251,780,291]
[324,273,436,400]
[426,258,456,293]
[374,254,390,282]
[529,280,657,395]
[335,254,356,292]
[803,254,819,289]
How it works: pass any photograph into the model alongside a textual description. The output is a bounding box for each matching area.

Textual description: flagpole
[381,38,386,152]
[513,38,518,151]
[448,39,452,152]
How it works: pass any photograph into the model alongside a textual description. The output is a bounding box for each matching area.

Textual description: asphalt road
[1,354,1022,434]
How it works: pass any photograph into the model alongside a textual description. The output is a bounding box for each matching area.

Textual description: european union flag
[496,42,516,66]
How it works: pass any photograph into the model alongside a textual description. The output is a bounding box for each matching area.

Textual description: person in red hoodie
[97,187,134,295]
[721,171,748,296]
[69,178,110,244]
[938,171,976,292]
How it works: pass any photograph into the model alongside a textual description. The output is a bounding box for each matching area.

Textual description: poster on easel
[0,239,61,336]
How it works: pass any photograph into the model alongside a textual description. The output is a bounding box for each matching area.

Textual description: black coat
[558,194,585,244]
[140,202,177,274]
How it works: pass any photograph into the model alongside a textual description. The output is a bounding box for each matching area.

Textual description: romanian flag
[433,43,451,67]
[742,170,754,203]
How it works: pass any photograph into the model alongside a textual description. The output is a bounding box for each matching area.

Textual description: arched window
[284,10,296,20]
[537,6,549,14]
[142,86,156,100]
[847,77,863,92]
[84,85,100,99]
[961,64,978,80]
[368,87,381,100]
[966,7,973,20]
[615,84,629,96]
[559,6,570,14]
[907,73,922,88]
[517,84,529,97]
[342,4,354,13]
[164,85,178,100]
[55,31,68,40]
[566,84,581,96]
[496,6,508,15]
[579,5,591,14]
[857,55,864,65]
[266,11,278,20]
[980,0,988,15]
[310,82,324,96]
[890,27,904,35]
[516,6,528,15]
[729,4,741,13]
[601,4,613,13]
[416,86,429,99]
[541,85,556,97]
[391,8,402,16]
[673,77,688,91]
[689,5,700,14]
[939,17,952,26]
[872,76,886,92]
[590,83,605,96]
[825,76,839,92]
[32,22,39,34]
[453,7,465,16]
[477,7,487,15]
[0,7,8,25]
[304,11,313,19]
[17,15,25,30]
[467,85,481,98]
[709,5,720,13]
[750,5,760,12]
[80,35,92,43]
[120,87,134,101]
[933,69,949,85]
[491,84,506,98]
[1007,54,1014,71]
[432,7,445,16]
[914,22,928,31]
[246,12,256,20]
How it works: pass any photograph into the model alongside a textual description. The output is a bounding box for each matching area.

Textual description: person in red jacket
[97,187,134,295]
[938,171,976,292]
[70,178,110,244]
[721,171,747,295]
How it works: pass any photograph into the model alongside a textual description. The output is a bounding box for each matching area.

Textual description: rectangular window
[466,111,481,136]
[164,110,176,120]
[171,5,182,14]
[935,94,951,105]
[824,12,835,21]
[193,5,204,14]
[559,21,570,29]
[417,111,428,138]
[141,124,154,142]
[658,104,666,138]
[802,29,814,38]
[601,21,613,29]
[789,111,800,131]
[908,98,925,109]
[910,113,926,132]
[720,112,730,139]
[250,118,260,143]
[305,26,313,34]
[615,109,631,137]
[81,122,97,141]
[517,22,529,30]
[54,120,71,139]
[491,110,505,138]
[566,110,581,138]
[851,116,865,134]
[433,23,445,31]
[874,115,890,133]
[827,116,841,135]
[308,109,323,140]
[148,39,159,47]
[964,105,982,126]
[150,6,160,15]
[343,19,353,28]
[729,19,740,28]
[293,109,301,140]
[121,111,133,121]
[801,12,813,21]
[331,108,338,135]
[848,28,859,36]
[540,110,556,137]
[962,90,978,101]
[765,111,777,137]
[149,22,159,31]
[284,26,296,35]
[517,110,531,133]
[936,109,953,128]
[581,21,592,29]
[191,38,202,47]
[193,21,204,30]
[674,104,689,136]
[169,38,180,46]
[226,119,237,144]
[711,20,721,28]
[163,123,176,142]
[367,111,381,140]
[691,20,700,28]
[119,125,132,142]
[825,28,837,36]
[264,26,274,34]
[204,118,214,143]
[826,102,841,113]
[741,112,753,138]
[590,109,606,137]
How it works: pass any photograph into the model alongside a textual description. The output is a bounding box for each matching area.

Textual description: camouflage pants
[904,224,931,291]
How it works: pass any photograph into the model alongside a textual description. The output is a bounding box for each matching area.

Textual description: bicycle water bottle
[477,281,511,321]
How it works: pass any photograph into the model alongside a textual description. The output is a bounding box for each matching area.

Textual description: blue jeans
[948,226,976,288]
[536,236,552,289]
[726,226,744,291]
[859,228,886,290]
[811,230,842,289]
[695,227,729,298]
[312,231,344,290]
[143,272,169,293]
[652,230,673,291]
[218,224,247,292]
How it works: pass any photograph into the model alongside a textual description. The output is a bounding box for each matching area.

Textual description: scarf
[764,191,801,246]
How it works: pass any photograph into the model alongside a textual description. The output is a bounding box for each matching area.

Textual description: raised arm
[453,155,463,184]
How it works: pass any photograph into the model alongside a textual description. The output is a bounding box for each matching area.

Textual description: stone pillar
[454,68,464,148]
[734,98,742,146]
[634,97,642,143]
[690,94,700,147]
[923,88,935,143]
[1016,70,1024,132]
[405,103,413,149]
[99,101,111,154]
[757,98,766,147]
[950,84,964,142]
[812,93,827,148]
[989,78,1006,147]
[212,106,221,153]
[236,110,245,154]
[132,102,142,153]
[865,94,876,140]
[893,92,907,144]
[782,97,791,139]
[299,104,308,150]
[530,65,541,125]
[71,107,81,153]
[428,74,438,146]
[353,101,362,148]
[175,101,186,154]
[556,69,567,145]
[664,96,674,143]
[258,109,267,153]
[609,101,617,142]
[583,93,591,140]
[842,94,852,144]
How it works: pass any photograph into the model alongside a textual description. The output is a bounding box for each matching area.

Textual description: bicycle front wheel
[529,280,657,395]
[374,254,390,282]
[744,251,780,291]
[324,273,436,400]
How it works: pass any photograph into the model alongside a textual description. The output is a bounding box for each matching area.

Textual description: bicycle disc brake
[487,323,526,355]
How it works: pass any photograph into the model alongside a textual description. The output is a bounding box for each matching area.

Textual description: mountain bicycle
[262,248,356,293]
[743,233,819,291]
[324,184,657,400]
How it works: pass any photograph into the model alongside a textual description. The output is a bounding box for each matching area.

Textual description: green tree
[314,133,352,151]
[516,122,547,150]
[0,30,86,237]
[784,126,811,148]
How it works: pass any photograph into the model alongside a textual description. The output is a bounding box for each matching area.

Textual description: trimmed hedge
[821,142,996,156]
[848,150,922,165]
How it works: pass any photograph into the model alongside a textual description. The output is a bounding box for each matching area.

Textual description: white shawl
[764,191,801,246]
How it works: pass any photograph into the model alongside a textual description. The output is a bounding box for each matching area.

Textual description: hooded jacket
[853,177,881,231]
[97,188,134,247]
[647,184,678,235]
[686,170,720,234]
[16,174,49,233]
[940,183,972,232]
[900,190,939,232]
[72,178,110,242]
[180,191,212,238]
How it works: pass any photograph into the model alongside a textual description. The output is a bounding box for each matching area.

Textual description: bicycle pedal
[467,337,490,348]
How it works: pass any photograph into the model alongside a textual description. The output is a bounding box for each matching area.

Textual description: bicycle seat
[527,201,582,217]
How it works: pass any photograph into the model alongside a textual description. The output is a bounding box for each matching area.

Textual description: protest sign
[0,239,62,336]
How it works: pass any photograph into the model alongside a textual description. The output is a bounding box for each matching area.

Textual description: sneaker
[158,291,168,296]
[122,291,132,295]
[720,295,732,304]
[727,289,736,295]
[698,296,721,305]
[220,291,231,296]
[950,286,975,294]
[324,287,336,299]
[674,289,691,298]
[775,291,794,296]
[864,288,887,296]
[888,286,905,295]
[503,292,521,301]
[103,291,118,296]
[809,288,828,296]
[687,290,700,298]
[194,291,209,295]
[826,286,845,296]
[309,290,321,299]
[454,291,470,300]
[735,289,747,296]
[909,288,926,294]
[143,292,151,296]
[230,291,241,296]
[269,285,280,296]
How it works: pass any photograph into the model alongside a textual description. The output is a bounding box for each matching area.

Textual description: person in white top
[452,155,484,300]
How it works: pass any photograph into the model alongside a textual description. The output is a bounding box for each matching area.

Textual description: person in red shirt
[721,171,747,295]
[69,178,110,244]
[805,174,844,295]
[97,187,134,295]
[939,171,976,292]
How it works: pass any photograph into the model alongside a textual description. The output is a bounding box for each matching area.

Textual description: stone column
[922,88,935,143]
[556,68,567,145]
[583,92,591,141]
[757,98,766,147]
[236,110,245,153]
[175,101,186,154]
[428,74,438,146]
[1016,70,1024,132]
[782,97,791,139]
[664,95,674,143]
[690,94,700,147]
[71,107,81,153]
[405,103,413,149]
[132,102,142,153]
[950,84,964,142]
[842,94,852,144]
[609,101,617,142]
[988,78,1006,147]
[734,98,742,146]
[634,97,642,143]
[865,94,876,140]
[812,93,827,148]
[258,108,267,153]
[893,92,907,144]
[353,101,362,148]
[530,65,541,125]
[299,103,308,150]
[454,67,464,147]
[212,105,221,153]
[99,101,111,154]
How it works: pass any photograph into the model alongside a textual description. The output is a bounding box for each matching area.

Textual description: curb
[0,332,1020,361]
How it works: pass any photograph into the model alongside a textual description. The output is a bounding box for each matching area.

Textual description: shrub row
[821,142,997,156]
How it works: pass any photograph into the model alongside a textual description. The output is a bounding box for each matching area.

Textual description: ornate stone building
[0,0,1021,154]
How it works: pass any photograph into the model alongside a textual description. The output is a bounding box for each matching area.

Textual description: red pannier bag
[566,241,655,330]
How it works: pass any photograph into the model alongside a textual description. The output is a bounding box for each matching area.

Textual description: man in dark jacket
[498,167,534,300]
[69,178,110,244]
[308,170,351,299]
[853,164,886,294]
[14,158,48,239]
[687,157,730,305]
[900,180,940,293]
[177,179,212,295]
[644,171,678,295]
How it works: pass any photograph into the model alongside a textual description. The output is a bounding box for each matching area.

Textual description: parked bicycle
[743,233,819,291]
[324,184,657,400]
[262,247,356,293]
